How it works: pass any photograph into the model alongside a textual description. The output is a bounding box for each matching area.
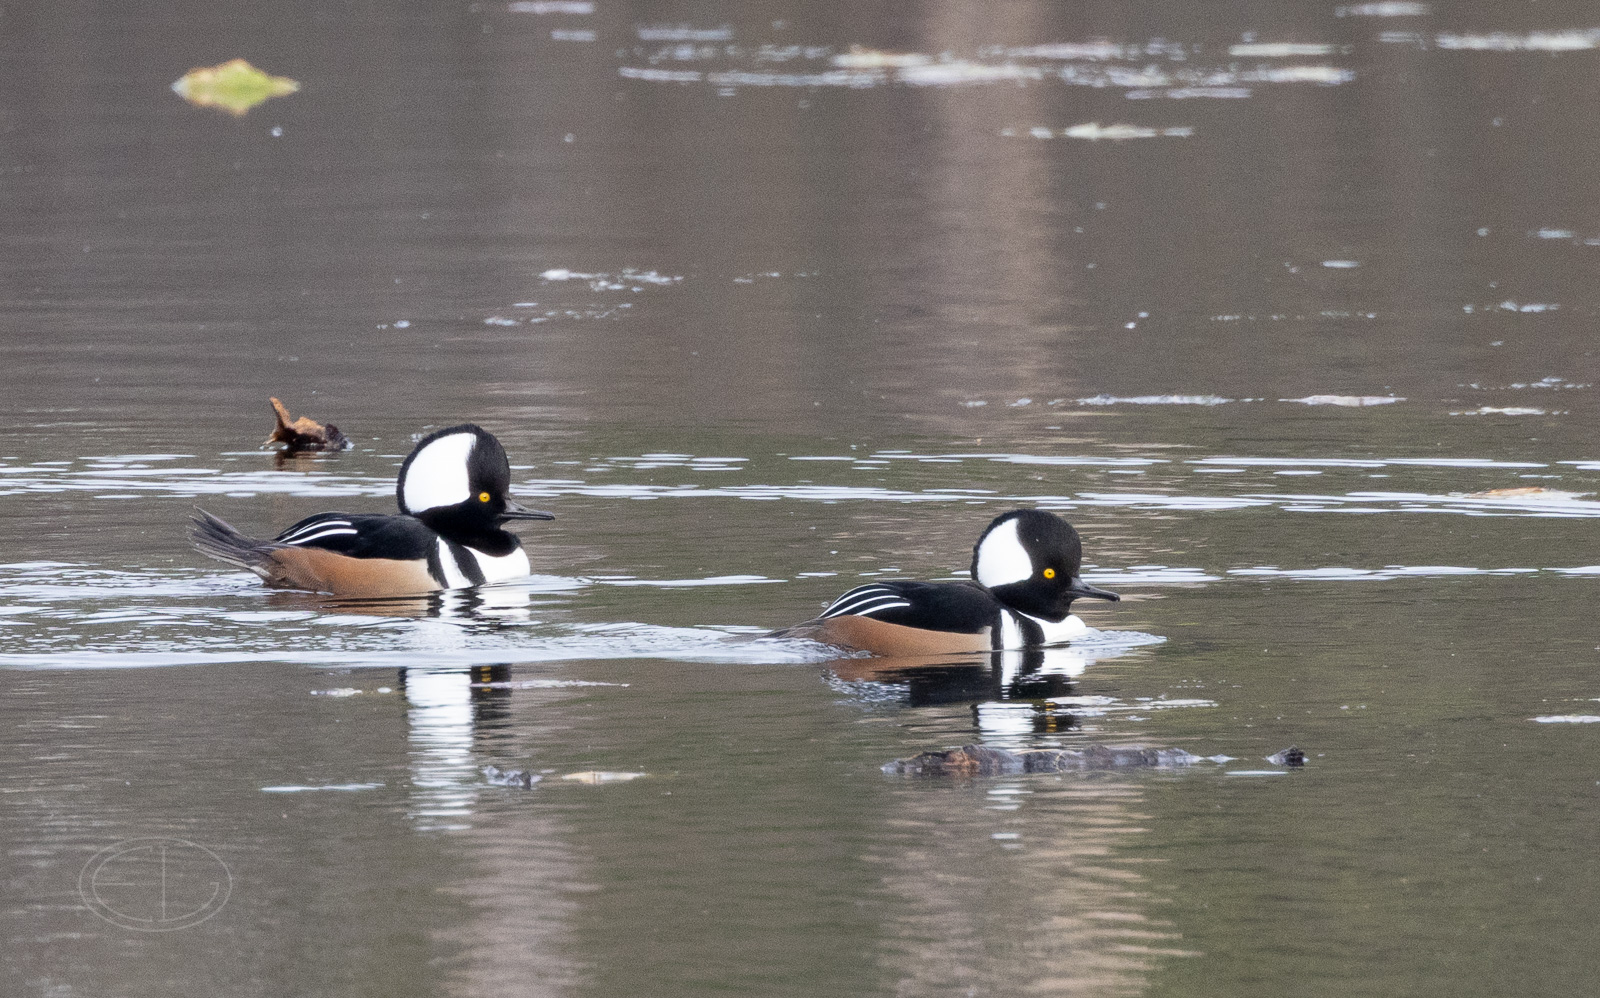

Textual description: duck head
[397,424,553,553]
[971,509,1119,622]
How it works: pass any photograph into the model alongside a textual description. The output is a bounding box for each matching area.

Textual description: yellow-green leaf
[171,59,300,117]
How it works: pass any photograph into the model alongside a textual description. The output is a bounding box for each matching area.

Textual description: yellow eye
[1042,567,1057,580]
[478,492,491,503]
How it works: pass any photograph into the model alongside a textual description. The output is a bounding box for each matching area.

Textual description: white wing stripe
[822,585,891,605]
[825,597,896,617]
[823,593,912,618]
[857,600,912,617]
[281,517,352,534]
[280,519,352,541]
[821,589,893,616]
[285,527,359,546]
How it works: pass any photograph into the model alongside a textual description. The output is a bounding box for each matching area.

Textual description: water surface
[4,1,1600,996]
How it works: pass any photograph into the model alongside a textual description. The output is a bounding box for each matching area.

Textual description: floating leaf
[171,58,299,116]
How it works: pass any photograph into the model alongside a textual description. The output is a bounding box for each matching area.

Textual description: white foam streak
[1436,30,1600,52]
[1229,565,1533,581]
[540,267,683,291]
[615,32,1358,95]
[950,453,1167,467]
[508,1,594,13]
[1077,394,1233,406]
[596,575,784,588]
[1283,395,1402,406]
[1085,567,1221,584]
[1228,43,1336,57]
[1059,123,1194,141]
[0,622,851,670]
[1336,2,1429,15]
[618,67,703,83]
[898,61,1042,85]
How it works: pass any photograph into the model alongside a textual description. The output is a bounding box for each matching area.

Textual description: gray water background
[4,1,1600,995]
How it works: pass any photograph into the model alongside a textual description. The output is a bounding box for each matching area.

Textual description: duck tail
[189,507,273,577]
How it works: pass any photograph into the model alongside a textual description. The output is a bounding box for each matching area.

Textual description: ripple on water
[8,435,1600,670]
[611,27,1360,98]
[8,449,1598,523]
[0,554,1177,670]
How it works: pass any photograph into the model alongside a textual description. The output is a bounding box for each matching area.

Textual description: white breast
[998,610,1088,649]
[998,611,1026,650]
[435,541,531,588]
[1030,613,1089,644]
[470,545,531,584]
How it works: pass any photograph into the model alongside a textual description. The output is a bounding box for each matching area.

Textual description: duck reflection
[844,656,1191,992]
[827,645,1099,741]
[266,582,543,621]
[392,662,584,992]
[870,771,1193,995]
[396,664,515,832]
[269,447,340,471]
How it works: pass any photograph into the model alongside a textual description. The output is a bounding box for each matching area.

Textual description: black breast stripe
[1018,615,1044,645]
[992,611,1044,650]
[425,543,448,588]
[446,541,487,586]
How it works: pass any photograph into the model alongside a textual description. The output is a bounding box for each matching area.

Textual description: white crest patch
[403,433,476,513]
[975,517,1033,588]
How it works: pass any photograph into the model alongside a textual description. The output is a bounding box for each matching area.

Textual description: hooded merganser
[774,509,1119,656]
[190,424,553,597]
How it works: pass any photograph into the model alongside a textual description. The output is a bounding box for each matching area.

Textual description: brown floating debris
[171,58,300,116]
[267,397,351,453]
[883,744,1204,777]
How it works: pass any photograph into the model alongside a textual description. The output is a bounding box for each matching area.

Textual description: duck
[774,509,1118,655]
[191,424,552,597]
